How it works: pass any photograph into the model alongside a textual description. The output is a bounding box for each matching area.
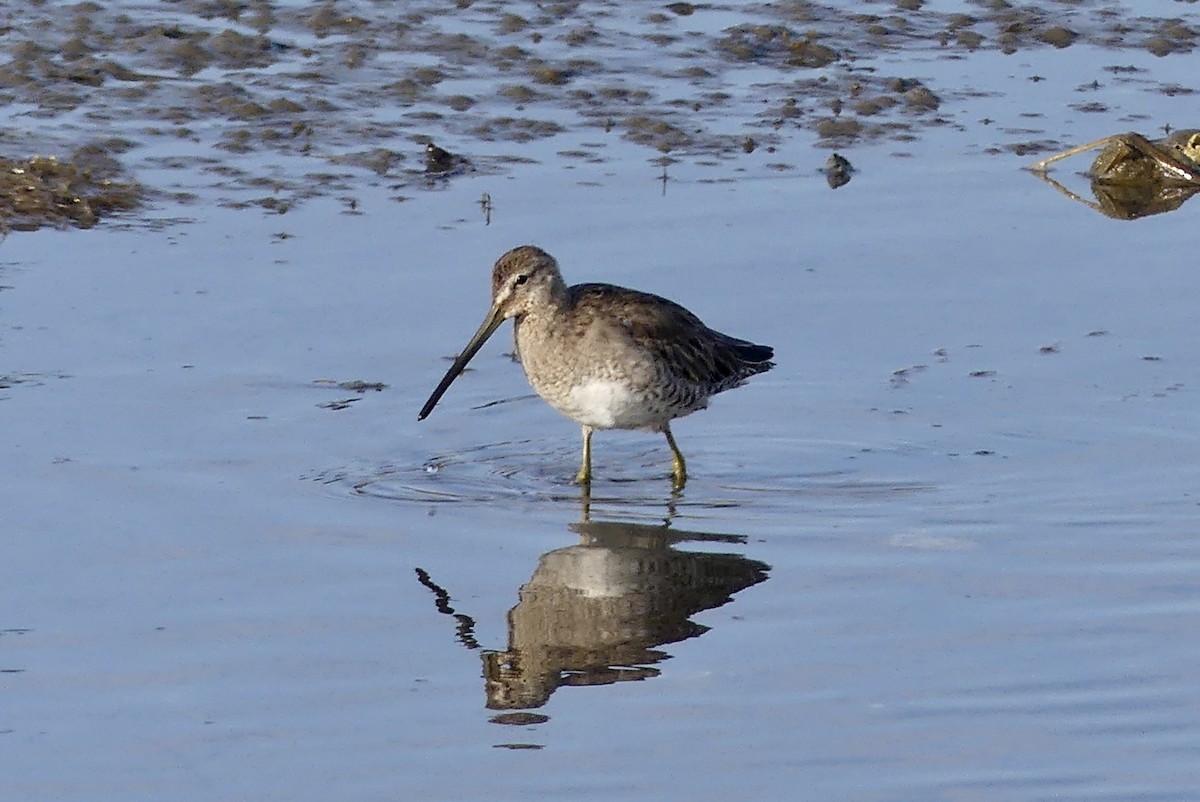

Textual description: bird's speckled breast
[515,312,685,431]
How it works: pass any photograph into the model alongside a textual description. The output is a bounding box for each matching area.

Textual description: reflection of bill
[414,516,770,712]
[482,518,769,711]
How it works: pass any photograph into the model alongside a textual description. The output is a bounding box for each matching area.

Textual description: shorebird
[418,245,774,489]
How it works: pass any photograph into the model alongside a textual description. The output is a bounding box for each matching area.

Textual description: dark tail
[730,339,774,365]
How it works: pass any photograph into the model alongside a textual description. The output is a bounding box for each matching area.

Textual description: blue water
[4,2,1200,800]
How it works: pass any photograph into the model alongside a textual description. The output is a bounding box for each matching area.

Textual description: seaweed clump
[0,146,141,232]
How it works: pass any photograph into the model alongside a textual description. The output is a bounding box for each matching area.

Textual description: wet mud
[1,0,1198,225]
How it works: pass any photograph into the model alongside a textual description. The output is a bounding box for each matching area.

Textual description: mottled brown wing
[571,283,774,392]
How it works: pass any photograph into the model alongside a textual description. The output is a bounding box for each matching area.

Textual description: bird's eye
[514,274,529,286]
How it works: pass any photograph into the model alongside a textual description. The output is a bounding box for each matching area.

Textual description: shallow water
[5,2,1200,800]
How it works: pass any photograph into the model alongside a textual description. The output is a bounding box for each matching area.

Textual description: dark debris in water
[0,146,140,232]
[489,712,550,726]
[336,380,388,393]
[0,371,70,394]
[317,398,361,411]
[1028,129,1200,219]
[0,373,45,390]
[824,152,853,188]
[312,379,389,410]
[423,141,471,176]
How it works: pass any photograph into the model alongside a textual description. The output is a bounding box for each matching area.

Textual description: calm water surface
[4,2,1200,800]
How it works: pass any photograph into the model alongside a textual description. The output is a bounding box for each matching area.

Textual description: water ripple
[307,437,936,520]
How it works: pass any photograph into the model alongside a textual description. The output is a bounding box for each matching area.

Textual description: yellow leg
[664,424,687,489]
[575,425,593,485]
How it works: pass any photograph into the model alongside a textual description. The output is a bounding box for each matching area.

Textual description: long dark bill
[417,304,506,420]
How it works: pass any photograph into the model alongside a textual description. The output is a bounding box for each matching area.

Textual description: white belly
[554,378,659,430]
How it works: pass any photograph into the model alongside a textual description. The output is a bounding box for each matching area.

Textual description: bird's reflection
[416,498,769,713]
[482,515,769,710]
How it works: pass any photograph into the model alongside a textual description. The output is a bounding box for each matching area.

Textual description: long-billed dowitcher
[417,245,774,488]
